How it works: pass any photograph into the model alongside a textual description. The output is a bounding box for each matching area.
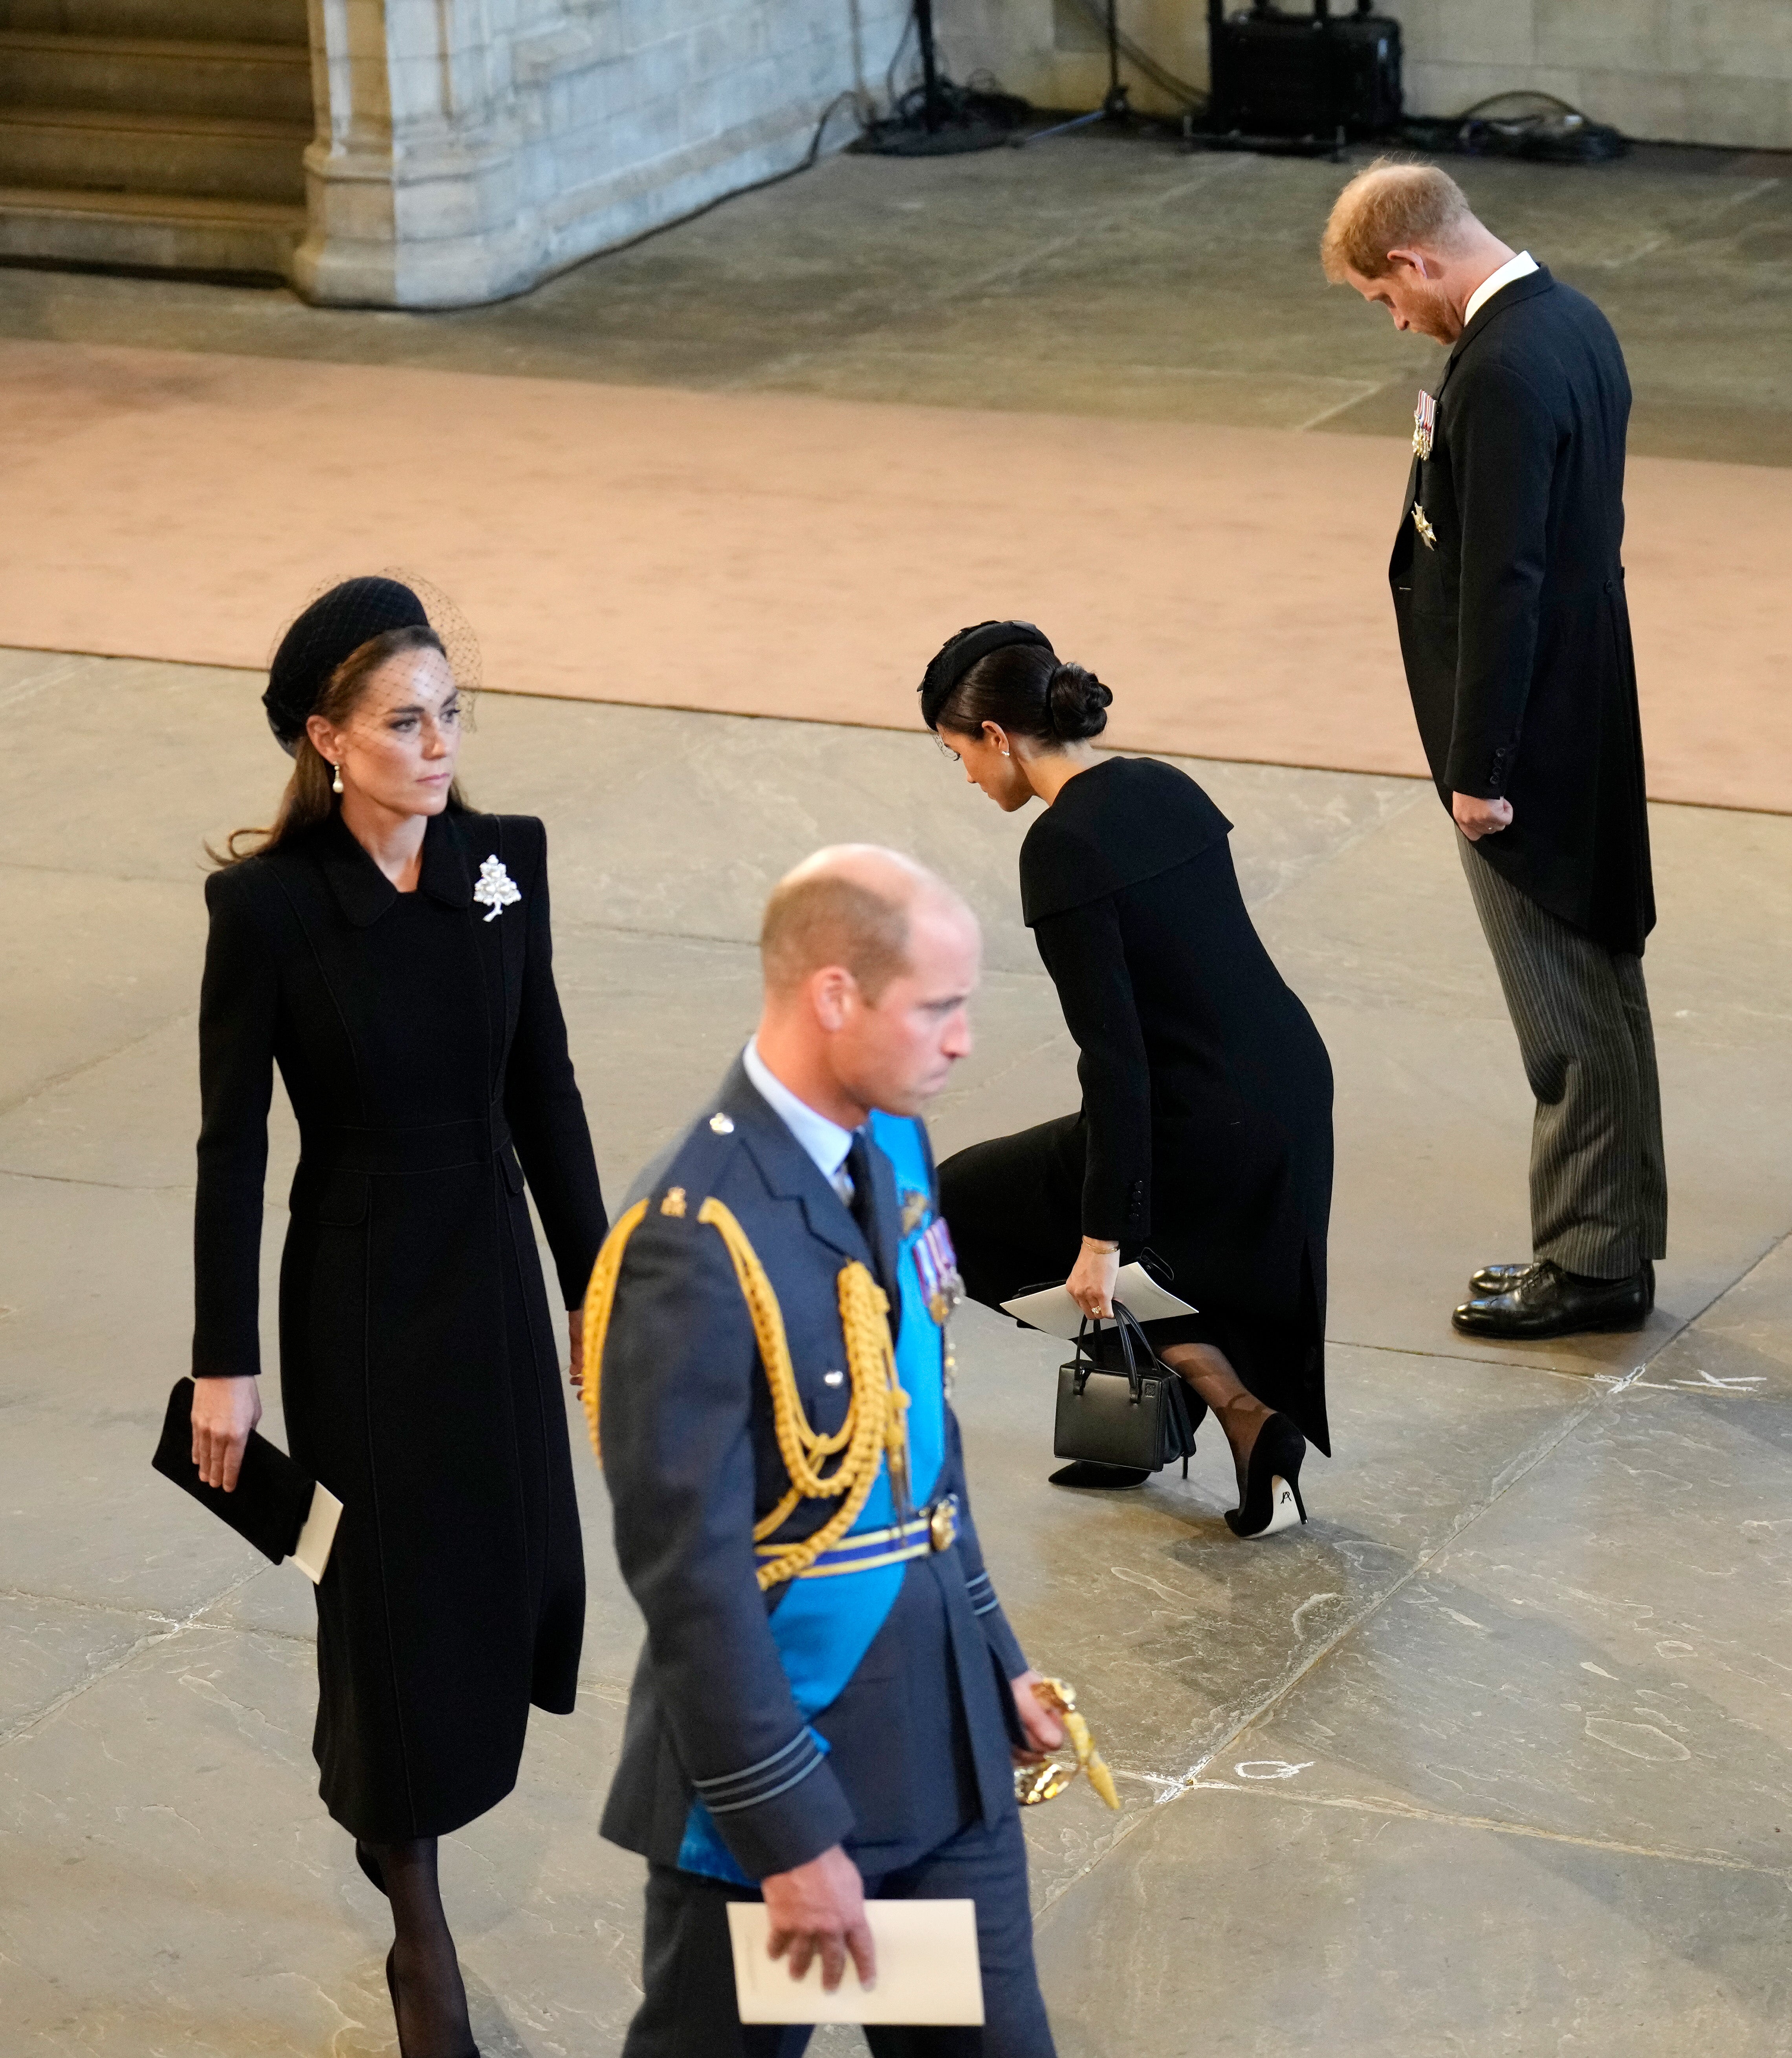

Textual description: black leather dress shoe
[1453,1260,1652,1340]
[1467,1259,1654,1309]
[1469,1261,1534,1296]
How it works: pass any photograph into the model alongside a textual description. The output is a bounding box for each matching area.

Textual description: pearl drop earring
[332,760,344,795]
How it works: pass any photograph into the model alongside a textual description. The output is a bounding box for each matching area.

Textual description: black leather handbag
[1054,1304,1200,1474]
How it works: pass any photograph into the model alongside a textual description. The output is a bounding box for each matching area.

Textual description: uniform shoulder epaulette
[648,1107,743,1221]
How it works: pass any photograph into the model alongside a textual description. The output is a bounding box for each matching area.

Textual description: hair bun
[1046,661,1112,742]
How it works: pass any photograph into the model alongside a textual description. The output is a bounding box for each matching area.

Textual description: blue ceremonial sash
[677,1111,948,1883]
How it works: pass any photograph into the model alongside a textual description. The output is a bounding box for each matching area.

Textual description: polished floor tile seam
[1588,175,1786,273]
[1325,1335,1582,1377]
[0,1570,269,1752]
[0,1585,161,1624]
[0,1007,200,1122]
[0,1165,196,1194]
[0,855,218,883]
[1179,1778,1792,1882]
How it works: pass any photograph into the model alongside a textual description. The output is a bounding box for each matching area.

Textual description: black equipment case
[1207,0,1403,142]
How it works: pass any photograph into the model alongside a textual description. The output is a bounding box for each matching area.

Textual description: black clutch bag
[1054,1304,1199,1475]
[151,1377,317,1564]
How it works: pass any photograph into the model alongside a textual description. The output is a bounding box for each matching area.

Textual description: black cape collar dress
[1019,754,1232,925]
[194,804,606,1840]
[1016,757,1334,1453]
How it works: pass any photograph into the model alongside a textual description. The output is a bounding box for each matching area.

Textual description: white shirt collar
[1463,249,1539,330]
[742,1039,856,1196]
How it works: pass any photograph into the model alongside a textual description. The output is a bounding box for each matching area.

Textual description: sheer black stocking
[1159,1342,1270,1497]
[362,1836,474,2058]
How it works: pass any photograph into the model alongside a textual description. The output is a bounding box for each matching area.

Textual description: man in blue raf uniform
[586,845,1063,2056]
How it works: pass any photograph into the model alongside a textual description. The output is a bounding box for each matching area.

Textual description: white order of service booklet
[727,1899,984,2026]
[1000,1261,1196,1342]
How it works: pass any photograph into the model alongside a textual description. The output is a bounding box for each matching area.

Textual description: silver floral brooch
[474,854,521,923]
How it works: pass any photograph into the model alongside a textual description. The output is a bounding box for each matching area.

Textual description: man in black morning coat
[1324,159,1666,1340]
[591,847,1063,2056]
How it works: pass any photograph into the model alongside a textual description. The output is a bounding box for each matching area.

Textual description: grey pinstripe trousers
[1459,836,1667,1278]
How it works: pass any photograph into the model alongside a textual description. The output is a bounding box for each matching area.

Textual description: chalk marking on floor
[1290,1591,1339,1634]
[1233,1760,1314,1781]
[1110,1564,1205,1608]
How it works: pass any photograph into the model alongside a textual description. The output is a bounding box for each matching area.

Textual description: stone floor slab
[0,1620,644,2055]
[0,1591,151,1741]
[1211,1386,1792,1875]
[1031,1783,1792,2058]
[942,1304,1601,1903]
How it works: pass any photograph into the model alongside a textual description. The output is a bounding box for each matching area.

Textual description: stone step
[0,33,313,122]
[0,181,301,274]
[0,106,308,202]
[0,0,304,45]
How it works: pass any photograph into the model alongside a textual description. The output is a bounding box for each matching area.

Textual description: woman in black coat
[189,578,607,2058]
[921,621,1332,1537]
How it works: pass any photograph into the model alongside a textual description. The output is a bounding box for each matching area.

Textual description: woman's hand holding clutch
[190,1375,262,1492]
[1066,1238,1120,1320]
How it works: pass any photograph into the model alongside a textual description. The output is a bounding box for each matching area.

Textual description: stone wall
[1395,0,1792,151]
[936,0,1792,149]
[296,0,911,309]
[938,0,1206,120]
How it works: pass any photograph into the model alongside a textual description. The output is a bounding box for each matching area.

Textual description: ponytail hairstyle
[920,619,1112,750]
[213,625,463,864]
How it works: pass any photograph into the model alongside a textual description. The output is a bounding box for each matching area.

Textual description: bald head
[760,845,967,1003]
[755,846,980,1126]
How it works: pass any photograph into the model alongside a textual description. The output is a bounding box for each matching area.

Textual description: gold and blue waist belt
[756,1496,959,1580]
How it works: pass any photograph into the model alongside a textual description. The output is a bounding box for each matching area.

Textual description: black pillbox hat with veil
[918,619,1054,729]
[262,576,431,751]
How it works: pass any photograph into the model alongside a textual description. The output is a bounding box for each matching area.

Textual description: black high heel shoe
[356,1841,387,1895]
[1225,1413,1308,1538]
[386,1943,481,2058]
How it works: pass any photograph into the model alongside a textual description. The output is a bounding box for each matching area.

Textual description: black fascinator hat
[262,576,431,751]
[918,619,1054,731]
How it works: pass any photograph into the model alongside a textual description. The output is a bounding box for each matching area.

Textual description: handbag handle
[1073,1300,1154,1403]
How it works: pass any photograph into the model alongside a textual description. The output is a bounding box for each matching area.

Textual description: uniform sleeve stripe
[692,1729,815,1799]
[702,1744,827,1815]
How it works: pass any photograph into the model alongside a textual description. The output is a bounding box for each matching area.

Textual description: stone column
[293,0,547,308]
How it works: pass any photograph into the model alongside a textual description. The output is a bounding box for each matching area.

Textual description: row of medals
[1411,389,1438,550]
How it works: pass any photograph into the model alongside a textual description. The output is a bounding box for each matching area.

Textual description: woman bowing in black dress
[921,621,1333,1536]
[188,578,607,2056]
